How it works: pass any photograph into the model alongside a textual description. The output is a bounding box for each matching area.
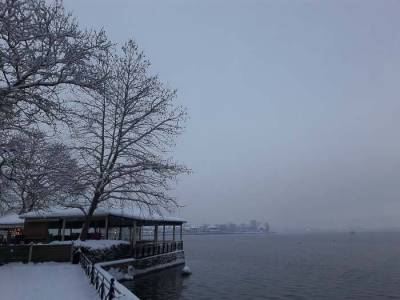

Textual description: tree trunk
[80,215,91,241]
[79,194,100,241]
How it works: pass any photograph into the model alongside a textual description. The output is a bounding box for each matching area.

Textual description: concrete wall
[133,250,185,277]
[101,250,185,280]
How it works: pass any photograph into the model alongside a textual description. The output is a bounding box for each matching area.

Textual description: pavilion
[20,207,185,255]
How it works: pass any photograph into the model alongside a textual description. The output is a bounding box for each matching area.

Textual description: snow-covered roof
[21,206,185,224]
[0,213,24,228]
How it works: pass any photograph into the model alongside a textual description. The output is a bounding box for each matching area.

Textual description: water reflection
[124,266,186,300]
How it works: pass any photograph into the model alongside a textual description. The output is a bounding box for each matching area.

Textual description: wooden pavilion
[20,207,185,255]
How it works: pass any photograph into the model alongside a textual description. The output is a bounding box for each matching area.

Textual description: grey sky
[64,0,400,231]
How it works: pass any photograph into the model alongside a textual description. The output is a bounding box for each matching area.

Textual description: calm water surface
[124,232,400,300]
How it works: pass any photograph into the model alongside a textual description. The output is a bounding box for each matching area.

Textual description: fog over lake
[64,0,400,231]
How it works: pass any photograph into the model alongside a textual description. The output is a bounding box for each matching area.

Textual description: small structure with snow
[21,207,184,247]
[18,206,186,275]
[0,213,24,244]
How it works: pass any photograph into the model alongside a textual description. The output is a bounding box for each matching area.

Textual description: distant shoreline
[183,231,271,236]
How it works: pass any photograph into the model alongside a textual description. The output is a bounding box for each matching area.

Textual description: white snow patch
[50,239,130,250]
[182,265,192,275]
[107,267,134,281]
[95,260,139,300]
[0,262,98,300]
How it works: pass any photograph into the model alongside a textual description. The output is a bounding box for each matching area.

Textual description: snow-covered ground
[0,263,98,300]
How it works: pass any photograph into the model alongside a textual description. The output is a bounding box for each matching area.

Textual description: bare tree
[0,0,110,129]
[72,41,188,240]
[0,0,110,189]
[0,167,14,214]
[0,130,85,214]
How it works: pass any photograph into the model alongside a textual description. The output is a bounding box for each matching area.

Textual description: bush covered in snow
[76,240,131,263]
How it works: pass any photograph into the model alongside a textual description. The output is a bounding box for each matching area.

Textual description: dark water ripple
[123,232,400,300]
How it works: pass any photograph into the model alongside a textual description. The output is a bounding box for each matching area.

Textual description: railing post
[61,218,66,241]
[91,264,95,284]
[154,225,158,243]
[132,221,137,247]
[105,215,109,239]
[70,242,74,263]
[95,271,99,290]
[100,278,105,299]
[108,278,115,300]
[28,243,33,263]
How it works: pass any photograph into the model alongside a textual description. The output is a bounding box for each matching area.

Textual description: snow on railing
[79,251,138,300]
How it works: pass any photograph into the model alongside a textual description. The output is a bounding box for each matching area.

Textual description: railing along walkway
[79,251,137,300]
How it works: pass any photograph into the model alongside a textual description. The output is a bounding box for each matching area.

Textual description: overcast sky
[64,0,400,231]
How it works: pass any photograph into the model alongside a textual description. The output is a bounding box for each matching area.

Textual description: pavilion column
[154,225,159,243]
[162,225,166,242]
[132,222,137,246]
[105,216,109,239]
[61,219,66,241]
[139,226,142,240]
[172,225,176,241]
[118,226,122,240]
[180,224,183,241]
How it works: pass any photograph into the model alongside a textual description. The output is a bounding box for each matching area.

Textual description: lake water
[124,232,400,299]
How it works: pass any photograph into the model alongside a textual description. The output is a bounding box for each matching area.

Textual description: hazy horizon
[63,0,400,231]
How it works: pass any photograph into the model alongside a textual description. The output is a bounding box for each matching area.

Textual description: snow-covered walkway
[0,262,98,300]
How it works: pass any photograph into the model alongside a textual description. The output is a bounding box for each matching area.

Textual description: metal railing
[79,251,125,300]
[132,240,183,259]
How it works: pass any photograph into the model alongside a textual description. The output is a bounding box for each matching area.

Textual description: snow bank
[50,239,130,250]
[182,265,192,275]
[75,239,130,250]
[0,262,98,300]
[107,266,134,281]
[95,259,138,300]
